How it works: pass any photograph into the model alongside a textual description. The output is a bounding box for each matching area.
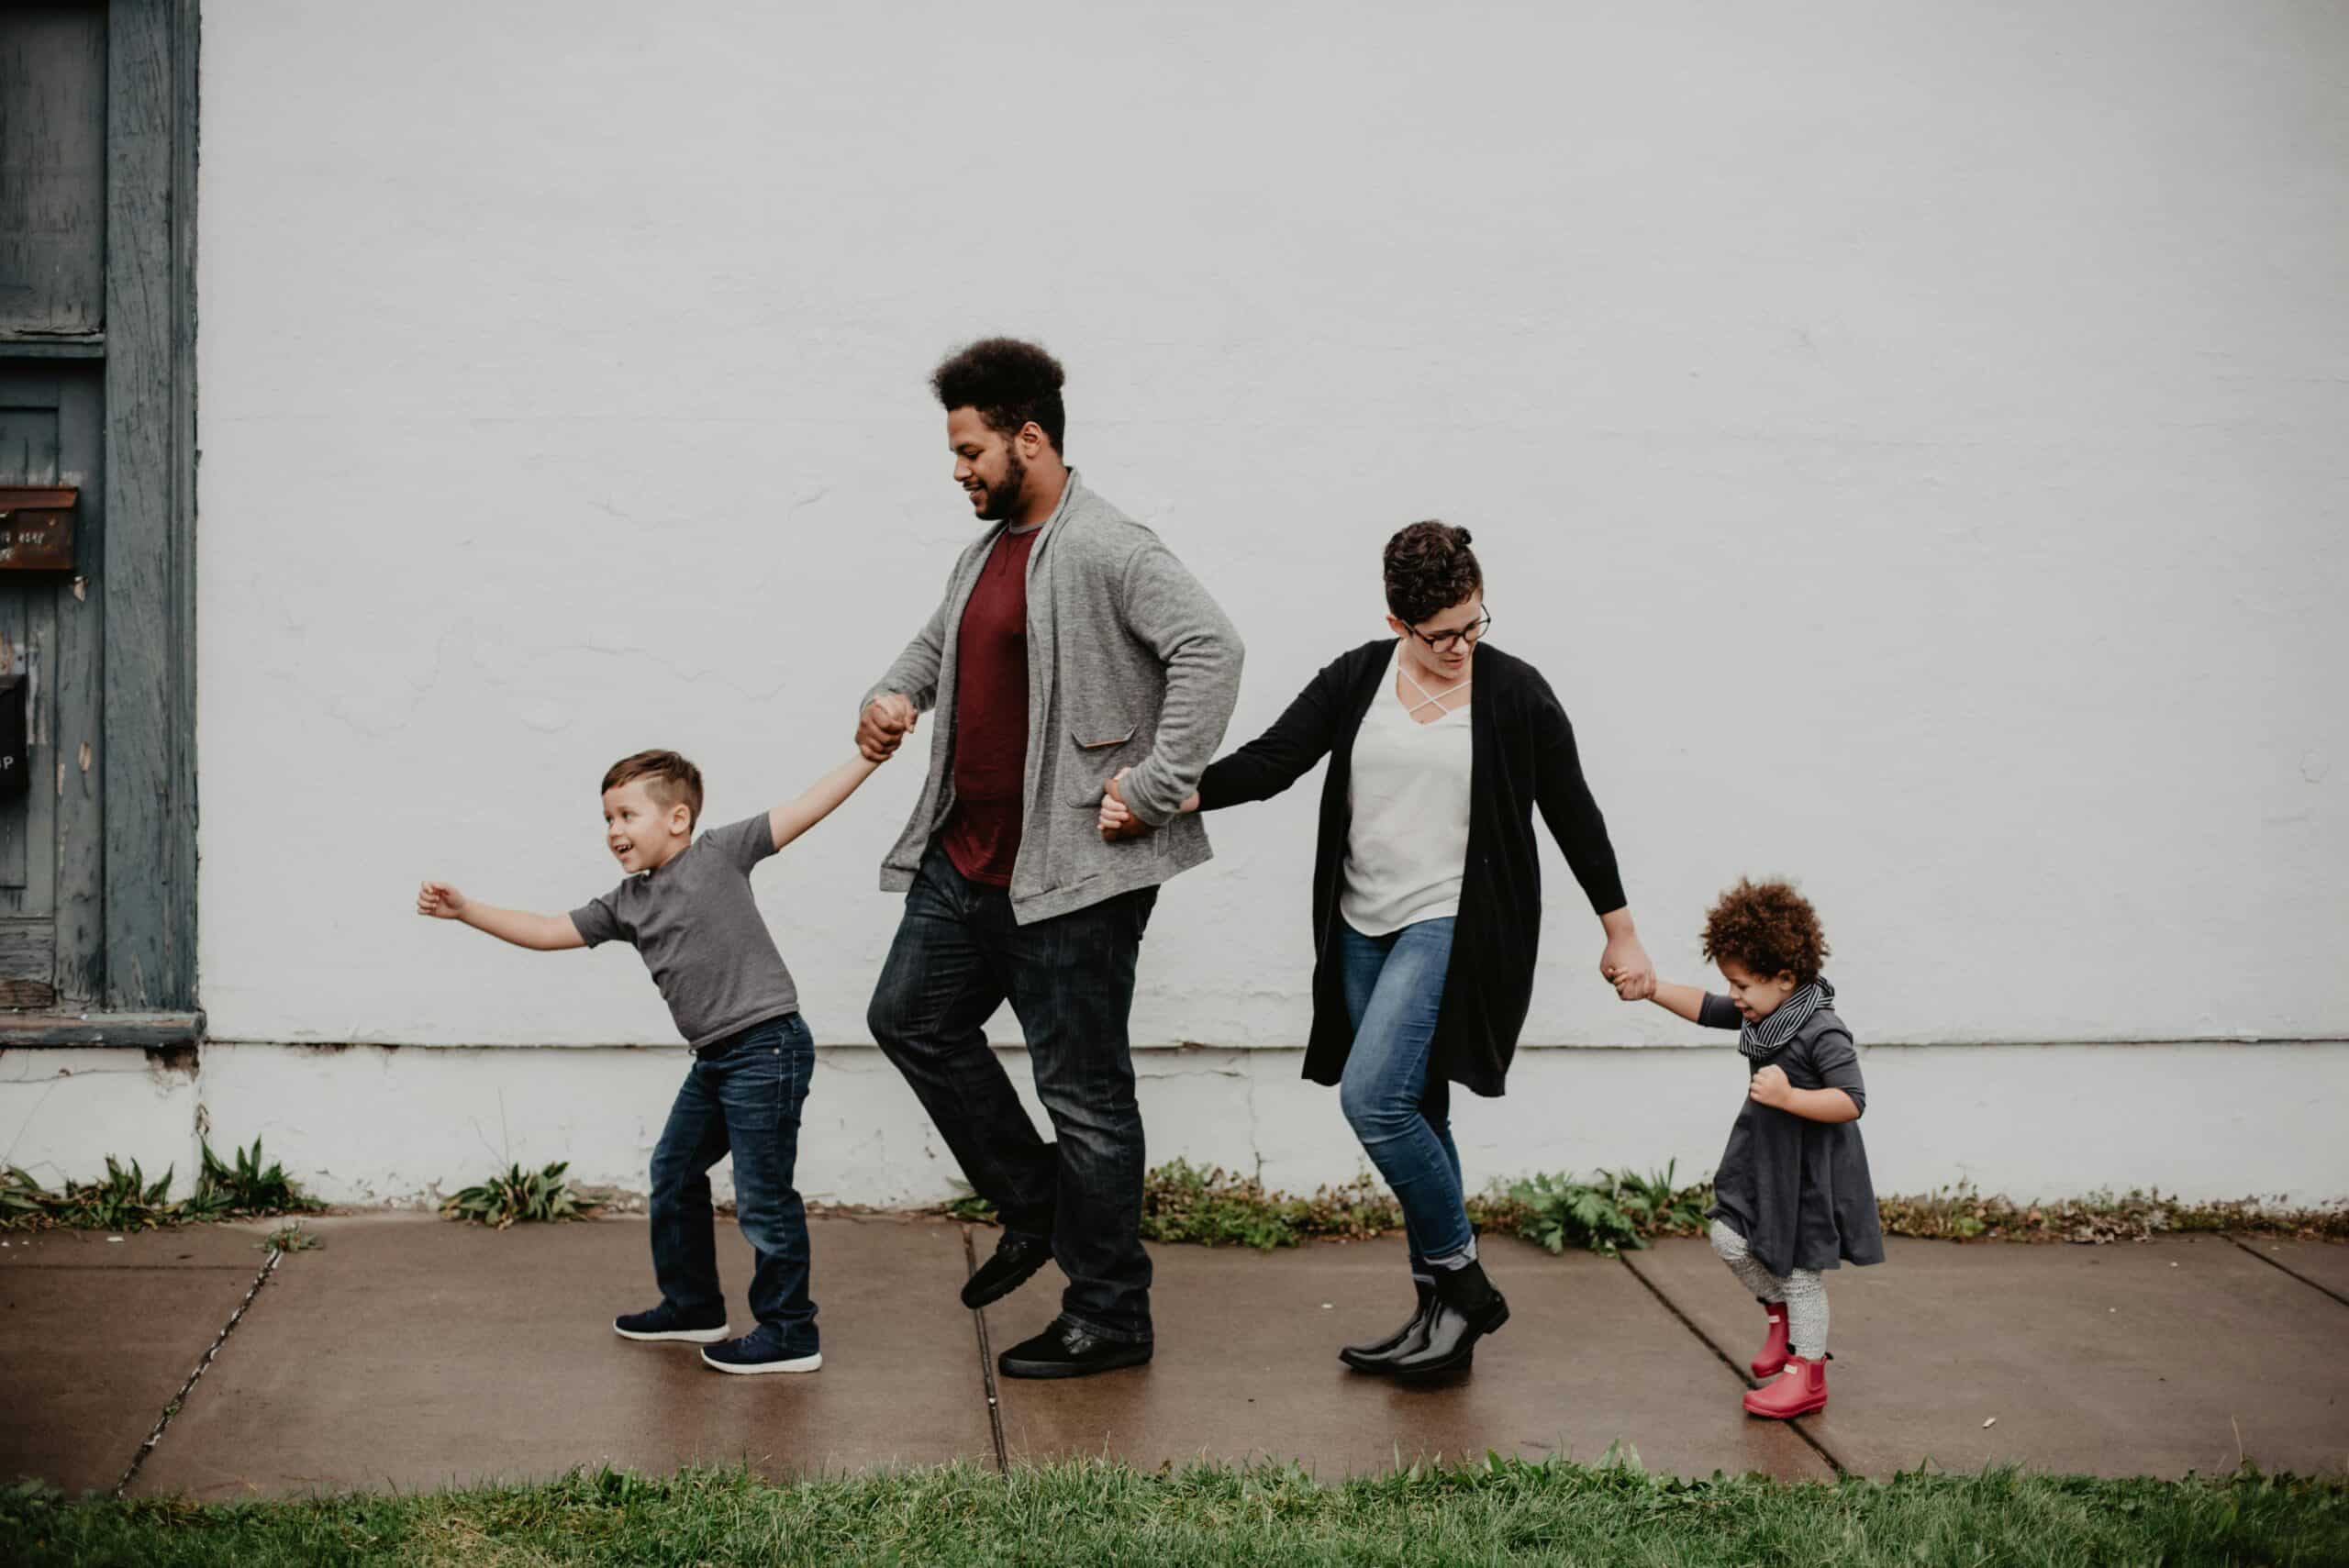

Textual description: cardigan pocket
[1063,719,1139,806]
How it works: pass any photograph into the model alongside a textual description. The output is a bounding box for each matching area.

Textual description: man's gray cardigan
[863,472,1244,924]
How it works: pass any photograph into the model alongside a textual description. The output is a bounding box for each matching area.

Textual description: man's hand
[857,694,919,763]
[1098,769,1152,842]
[1598,927,1654,997]
[417,881,468,919]
[1749,1063,1793,1109]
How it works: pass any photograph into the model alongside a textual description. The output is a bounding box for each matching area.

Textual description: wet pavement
[4,1216,2343,1496]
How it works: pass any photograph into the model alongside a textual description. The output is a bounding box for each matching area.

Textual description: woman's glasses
[1407,607,1492,653]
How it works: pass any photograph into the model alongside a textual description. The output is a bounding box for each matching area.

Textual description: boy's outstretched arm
[766,754,884,852]
[417,882,585,951]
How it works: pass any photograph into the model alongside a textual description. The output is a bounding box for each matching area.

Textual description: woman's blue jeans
[1335,917,1473,1273]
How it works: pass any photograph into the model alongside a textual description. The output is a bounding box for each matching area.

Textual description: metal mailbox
[0,487,79,572]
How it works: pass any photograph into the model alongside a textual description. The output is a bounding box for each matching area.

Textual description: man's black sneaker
[701,1322,822,1375]
[961,1229,1053,1310]
[614,1303,729,1344]
[996,1317,1152,1380]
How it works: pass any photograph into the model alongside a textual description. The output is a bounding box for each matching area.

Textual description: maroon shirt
[941,525,1041,886]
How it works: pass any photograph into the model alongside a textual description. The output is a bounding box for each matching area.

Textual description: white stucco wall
[8,1041,2345,1207]
[92,1,2349,1202]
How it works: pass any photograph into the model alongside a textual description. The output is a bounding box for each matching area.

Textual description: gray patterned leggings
[1710,1219,1828,1359]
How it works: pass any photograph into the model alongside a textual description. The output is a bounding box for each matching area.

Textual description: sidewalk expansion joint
[112,1240,290,1499]
[962,1226,1009,1474]
[2227,1233,2349,1311]
[1614,1251,1846,1476]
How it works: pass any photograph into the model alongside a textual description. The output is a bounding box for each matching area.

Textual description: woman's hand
[1099,770,1151,841]
[1598,921,1653,997]
[1613,969,1656,1002]
[1098,769,1201,841]
[1749,1063,1793,1109]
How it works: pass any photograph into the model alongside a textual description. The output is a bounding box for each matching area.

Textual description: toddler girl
[1628,878,1882,1418]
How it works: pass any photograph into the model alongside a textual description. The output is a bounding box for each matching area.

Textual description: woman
[1101,522,1653,1375]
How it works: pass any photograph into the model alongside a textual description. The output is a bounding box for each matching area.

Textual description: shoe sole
[960,1255,1053,1311]
[1742,1399,1827,1419]
[997,1347,1152,1380]
[615,1323,730,1344]
[701,1350,823,1375]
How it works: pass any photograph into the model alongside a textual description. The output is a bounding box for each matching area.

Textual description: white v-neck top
[1339,642,1474,937]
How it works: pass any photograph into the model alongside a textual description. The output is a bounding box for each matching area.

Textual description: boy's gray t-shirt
[569,815,799,1049]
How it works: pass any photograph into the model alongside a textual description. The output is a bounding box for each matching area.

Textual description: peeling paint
[143,1042,199,1078]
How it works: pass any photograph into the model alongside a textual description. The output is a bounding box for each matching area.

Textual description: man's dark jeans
[868,845,1157,1342]
[648,1012,817,1349]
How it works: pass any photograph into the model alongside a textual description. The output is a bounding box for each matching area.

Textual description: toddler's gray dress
[1699,993,1885,1279]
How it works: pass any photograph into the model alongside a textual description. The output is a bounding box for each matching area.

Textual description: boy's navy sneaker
[614,1303,729,1344]
[701,1322,822,1375]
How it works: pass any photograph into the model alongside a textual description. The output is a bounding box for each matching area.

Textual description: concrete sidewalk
[4,1216,2343,1498]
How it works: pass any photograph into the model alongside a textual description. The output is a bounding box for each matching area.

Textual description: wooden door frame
[0,0,200,1042]
[101,0,200,1021]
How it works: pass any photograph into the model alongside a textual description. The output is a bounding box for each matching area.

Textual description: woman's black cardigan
[1196,639,1626,1098]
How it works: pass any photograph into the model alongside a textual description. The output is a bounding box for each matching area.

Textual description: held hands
[1612,969,1658,1003]
[1600,931,1656,1001]
[1749,1063,1794,1109]
[416,881,468,919]
[1098,769,1151,842]
[857,694,919,763]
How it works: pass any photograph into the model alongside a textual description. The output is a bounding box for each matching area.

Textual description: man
[861,338,1242,1378]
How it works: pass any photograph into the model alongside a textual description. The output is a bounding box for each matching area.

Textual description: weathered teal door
[0,0,197,1036]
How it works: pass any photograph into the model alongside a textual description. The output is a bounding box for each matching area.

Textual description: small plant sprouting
[1,1139,322,1233]
[190,1138,326,1221]
[442,1162,599,1229]
[0,1158,180,1232]
[263,1222,322,1253]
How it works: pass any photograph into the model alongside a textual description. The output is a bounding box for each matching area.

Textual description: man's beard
[975,451,1028,523]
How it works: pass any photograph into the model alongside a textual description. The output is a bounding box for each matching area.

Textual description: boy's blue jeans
[1334,917,1474,1273]
[648,1012,817,1348]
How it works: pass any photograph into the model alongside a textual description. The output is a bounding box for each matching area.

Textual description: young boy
[417,747,880,1374]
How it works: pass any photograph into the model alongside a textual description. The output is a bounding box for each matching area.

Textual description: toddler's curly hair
[1701,879,1830,984]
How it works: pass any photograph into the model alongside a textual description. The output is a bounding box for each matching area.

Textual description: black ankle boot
[1390,1259,1508,1376]
[1338,1279,1437,1373]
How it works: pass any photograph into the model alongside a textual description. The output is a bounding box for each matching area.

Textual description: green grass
[5,1461,2344,1566]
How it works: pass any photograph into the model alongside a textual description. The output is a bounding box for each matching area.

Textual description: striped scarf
[1740,977,1835,1062]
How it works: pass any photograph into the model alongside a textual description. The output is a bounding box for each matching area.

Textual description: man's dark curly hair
[931,337,1066,452]
[1702,879,1831,984]
[1383,520,1483,627]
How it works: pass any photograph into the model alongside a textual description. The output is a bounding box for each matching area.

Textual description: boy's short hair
[1702,878,1830,984]
[601,749,704,828]
[1384,521,1483,627]
[931,337,1067,452]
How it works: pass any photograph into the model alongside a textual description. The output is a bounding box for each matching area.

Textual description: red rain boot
[1742,1354,1828,1419]
[1750,1302,1790,1379]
